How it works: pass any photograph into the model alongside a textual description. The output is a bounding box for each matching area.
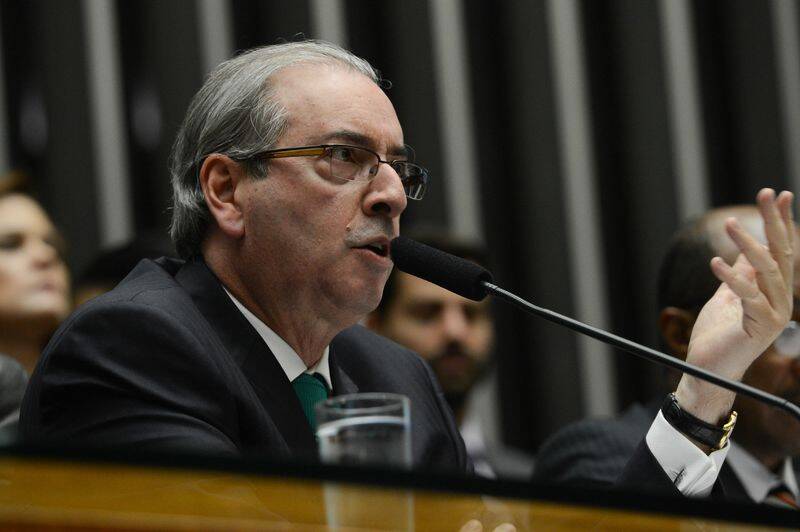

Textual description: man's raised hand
[676,189,794,426]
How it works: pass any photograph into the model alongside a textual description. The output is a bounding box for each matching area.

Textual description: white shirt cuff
[645,410,730,497]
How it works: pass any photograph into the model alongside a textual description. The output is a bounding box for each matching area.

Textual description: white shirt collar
[727,441,798,503]
[223,288,332,390]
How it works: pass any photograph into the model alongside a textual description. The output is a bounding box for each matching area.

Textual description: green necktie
[292,373,329,430]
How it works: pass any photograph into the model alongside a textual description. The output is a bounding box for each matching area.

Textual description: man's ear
[658,307,695,360]
[199,154,246,239]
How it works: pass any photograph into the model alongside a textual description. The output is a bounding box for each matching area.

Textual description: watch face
[717,411,738,450]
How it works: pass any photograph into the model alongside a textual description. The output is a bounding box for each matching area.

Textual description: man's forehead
[271,63,404,150]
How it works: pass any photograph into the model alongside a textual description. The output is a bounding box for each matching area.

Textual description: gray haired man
[22,41,465,469]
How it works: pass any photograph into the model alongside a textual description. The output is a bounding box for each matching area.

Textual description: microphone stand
[482,281,800,423]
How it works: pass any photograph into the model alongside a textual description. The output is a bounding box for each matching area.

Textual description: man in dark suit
[535,206,800,506]
[18,40,798,489]
[20,41,465,470]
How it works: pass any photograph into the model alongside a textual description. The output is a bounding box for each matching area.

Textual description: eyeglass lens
[327,146,427,200]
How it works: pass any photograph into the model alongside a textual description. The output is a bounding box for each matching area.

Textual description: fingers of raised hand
[777,190,795,291]
[711,256,761,302]
[757,189,794,283]
[724,217,787,312]
[711,256,787,338]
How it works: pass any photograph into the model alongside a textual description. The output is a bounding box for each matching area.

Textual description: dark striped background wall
[0,0,797,452]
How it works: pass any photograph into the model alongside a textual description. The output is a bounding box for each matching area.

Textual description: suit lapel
[329,343,359,396]
[175,259,317,454]
[717,458,766,503]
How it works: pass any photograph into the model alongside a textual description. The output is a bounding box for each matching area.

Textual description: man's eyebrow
[314,130,409,159]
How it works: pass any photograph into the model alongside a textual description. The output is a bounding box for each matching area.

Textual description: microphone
[390,236,800,422]
[390,236,493,301]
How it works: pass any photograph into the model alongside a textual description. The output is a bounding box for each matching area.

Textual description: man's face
[373,272,494,396]
[236,64,408,323]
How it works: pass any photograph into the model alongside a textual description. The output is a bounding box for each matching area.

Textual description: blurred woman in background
[0,171,70,431]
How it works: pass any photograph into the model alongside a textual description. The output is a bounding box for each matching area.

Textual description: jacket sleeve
[533,420,637,488]
[617,440,682,495]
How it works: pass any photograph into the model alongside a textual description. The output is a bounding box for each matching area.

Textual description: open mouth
[357,242,389,257]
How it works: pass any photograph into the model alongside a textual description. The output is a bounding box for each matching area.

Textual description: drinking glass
[316,393,414,530]
[315,393,411,468]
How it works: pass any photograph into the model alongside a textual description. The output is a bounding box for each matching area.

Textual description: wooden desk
[0,450,796,531]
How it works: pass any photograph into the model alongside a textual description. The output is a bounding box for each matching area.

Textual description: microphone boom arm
[482,281,800,423]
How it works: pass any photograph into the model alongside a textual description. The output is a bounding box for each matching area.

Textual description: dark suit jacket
[20,258,469,471]
[533,400,798,501]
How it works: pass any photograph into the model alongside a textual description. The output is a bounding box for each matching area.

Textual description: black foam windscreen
[390,236,493,301]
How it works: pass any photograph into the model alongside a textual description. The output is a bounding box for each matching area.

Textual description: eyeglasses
[244,144,429,200]
[774,320,800,359]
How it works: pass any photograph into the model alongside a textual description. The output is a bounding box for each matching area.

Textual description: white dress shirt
[460,407,495,478]
[223,288,332,390]
[726,441,799,504]
[646,410,730,496]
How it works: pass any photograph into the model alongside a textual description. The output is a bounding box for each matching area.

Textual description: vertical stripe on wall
[659,0,709,220]
[546,0,617,417]
[198,0,234,75]
[83,0,132,247]
[429,0,483,240]
[310,0,347,48]
[771,0,800,195]
[0,18,8,173]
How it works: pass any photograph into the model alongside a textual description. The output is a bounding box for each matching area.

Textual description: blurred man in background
[534,205,800,507]
[367,232,534,478]
[367,234,494,473]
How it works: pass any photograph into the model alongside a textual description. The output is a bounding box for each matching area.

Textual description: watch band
[661,393,737,450]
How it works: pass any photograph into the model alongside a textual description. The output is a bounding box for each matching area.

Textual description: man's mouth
[355,241,390,257]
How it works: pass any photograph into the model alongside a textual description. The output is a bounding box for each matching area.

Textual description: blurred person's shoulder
[533,401,658,487]
[0,354,27,430]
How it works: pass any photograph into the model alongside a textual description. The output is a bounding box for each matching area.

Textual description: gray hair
[169,40,382,258]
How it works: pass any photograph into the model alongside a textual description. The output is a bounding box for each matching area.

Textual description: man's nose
[363,164,408,218]
[442,306,470,341]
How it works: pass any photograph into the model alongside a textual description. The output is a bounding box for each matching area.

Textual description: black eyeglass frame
[237,144,429,200]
